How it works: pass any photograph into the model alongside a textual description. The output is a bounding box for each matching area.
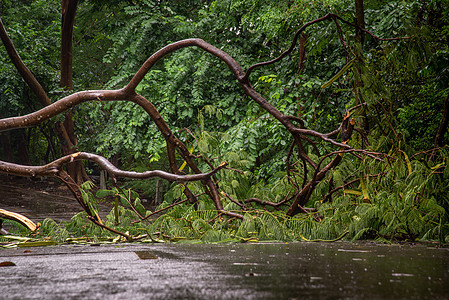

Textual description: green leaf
[360,174,370,203]
[17,240,58,247]
[400,150,412,175]
[96,189,115,198]
[134,198,146,216]
[321,58,355,89]
[343,189,362,196]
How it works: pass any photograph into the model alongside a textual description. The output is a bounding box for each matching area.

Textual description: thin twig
[221,191,245,208]
[87,216,132,241]
[136,198,188,222]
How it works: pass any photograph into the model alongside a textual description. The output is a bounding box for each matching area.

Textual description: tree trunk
[355,0,365,45]
[59,0,86,183]
[61,0,77,89]
[298,33,308,74]
[435,92,449,147]
[0,132,13,163]
[353,0,368,132]
[17,131,31,165]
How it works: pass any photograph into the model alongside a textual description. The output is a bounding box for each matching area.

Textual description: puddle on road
[0,242,448,299]
[134,251,158,260]
[162,242,449,299]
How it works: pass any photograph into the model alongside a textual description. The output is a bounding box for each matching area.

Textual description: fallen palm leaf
[17,240,57,247]
[2,235,33,241]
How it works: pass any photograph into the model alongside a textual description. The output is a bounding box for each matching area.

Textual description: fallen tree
[1,13,399,238]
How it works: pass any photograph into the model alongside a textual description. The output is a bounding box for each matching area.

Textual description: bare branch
[323,172,387,201]
[221,191,245,209]
[87,216,132,241]
[0,89,126,132]
[333,14,412,42]
[137,198,188,222]
[55,169,94,217]
[0,13,408,221]
[0,152,228,182]
[0,209,38,232]
[124,38,245,93]
[244,13,334,81]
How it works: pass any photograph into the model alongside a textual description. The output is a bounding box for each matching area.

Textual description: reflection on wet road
[1,242,448,299]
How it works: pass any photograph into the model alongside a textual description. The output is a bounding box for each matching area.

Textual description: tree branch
[0,152,228,182]
[244,13,334,81]
[87,216,132,241]
[0,17,51,106]
[0,13,404,221]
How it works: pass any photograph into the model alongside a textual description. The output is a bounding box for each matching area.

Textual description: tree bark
[353,0,369,132]
[435,92,449,147]
[17,131,31,165]
[298,33,308,74]
[59,0,86,183]
[0,132,13,163]
[1,12,84,181]
[0,14,385,220]
[355,0,365,45]
[61,0,77,89]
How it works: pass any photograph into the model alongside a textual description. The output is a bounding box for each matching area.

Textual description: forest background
[0,0,448,244]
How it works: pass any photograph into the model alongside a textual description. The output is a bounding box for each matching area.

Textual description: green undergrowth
[2,197,447,247]
[2,149,449,248]
[1,200,448,248]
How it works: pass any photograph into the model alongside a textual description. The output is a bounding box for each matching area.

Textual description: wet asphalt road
[1,242,449,299]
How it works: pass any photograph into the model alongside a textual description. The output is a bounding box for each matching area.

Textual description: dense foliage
[1,0,449,245]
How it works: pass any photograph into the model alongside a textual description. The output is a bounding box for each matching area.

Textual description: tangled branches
[0,13,395,238]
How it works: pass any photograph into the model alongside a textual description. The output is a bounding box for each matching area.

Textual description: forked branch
[0,13,402,224]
